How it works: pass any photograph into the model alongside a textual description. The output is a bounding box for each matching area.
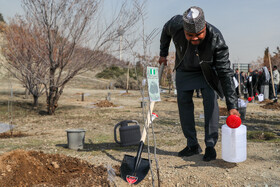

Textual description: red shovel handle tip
[126,175,138,184]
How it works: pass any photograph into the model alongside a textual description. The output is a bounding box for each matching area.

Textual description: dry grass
[0,73,280,186]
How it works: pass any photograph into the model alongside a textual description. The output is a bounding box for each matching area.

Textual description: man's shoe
[178,144,202,157]
[203,147,216,161]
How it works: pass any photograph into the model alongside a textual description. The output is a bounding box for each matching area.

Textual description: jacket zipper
[174,41,189,71]
[196,49,219,96]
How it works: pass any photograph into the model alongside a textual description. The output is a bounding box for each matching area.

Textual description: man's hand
[228,109,240,117]
[159,56,167,65]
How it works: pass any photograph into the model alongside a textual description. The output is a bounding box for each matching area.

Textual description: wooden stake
[140,101,155,142]
[268,52,276,98]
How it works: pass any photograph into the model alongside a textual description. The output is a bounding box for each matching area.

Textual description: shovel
[120,101,155,184]
[268,52,278,103]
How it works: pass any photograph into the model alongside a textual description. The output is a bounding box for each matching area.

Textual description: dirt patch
[94,100,117,107]
[219,107,228,116]
[0,131,29,139]
[0,149,112,187]
[261,102,280,110]
[121,92,132,96]
[259,99,273,104]
[164,98,177,103]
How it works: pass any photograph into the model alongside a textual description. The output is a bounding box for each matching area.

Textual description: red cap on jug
[248,97,252,102]
[226,115,241,128]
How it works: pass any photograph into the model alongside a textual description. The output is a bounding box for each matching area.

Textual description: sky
[1,0,280,64]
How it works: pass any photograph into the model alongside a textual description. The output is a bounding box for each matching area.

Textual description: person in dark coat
[247,68,254,97]
[158,6,239,161]
[234,68,240,97]
[253,69,260,95]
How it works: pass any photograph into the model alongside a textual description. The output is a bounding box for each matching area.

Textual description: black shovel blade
[120,154,150,184]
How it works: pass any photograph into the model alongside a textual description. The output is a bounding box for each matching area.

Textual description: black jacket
[160,15,237,110]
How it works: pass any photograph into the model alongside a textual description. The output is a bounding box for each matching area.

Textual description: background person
[259,66,270,99]
[234,68,240,97]
[247,68,254,97]
[272,65,280,97]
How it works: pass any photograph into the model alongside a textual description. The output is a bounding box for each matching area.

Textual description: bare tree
[271,47,280,68]
[3,0,143,114]
[251,47,280,71]
[263,47,270,68]
[3,18,48,107]
[135,0,160,70]
[0,13,5,23]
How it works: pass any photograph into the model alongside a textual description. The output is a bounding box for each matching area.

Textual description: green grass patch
[91,134,112,143]
[247,131,279,142]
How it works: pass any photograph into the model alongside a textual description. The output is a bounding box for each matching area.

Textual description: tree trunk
[168,81,171,94]
[47,90,62,115]
[47,68,56,114]
[126,68,130,93]
[33,95,39,108]
[47,87,57,115]
[47,84,64,115]
[24,88,28,99]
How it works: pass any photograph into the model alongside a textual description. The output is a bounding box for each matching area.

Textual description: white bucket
[258,94,264,102]
[221,124,247,163]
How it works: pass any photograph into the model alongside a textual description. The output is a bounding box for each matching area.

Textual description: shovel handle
[158,63,165,86]
[131,101,155,177]
[140,101,155,142]
[268,53,276,98]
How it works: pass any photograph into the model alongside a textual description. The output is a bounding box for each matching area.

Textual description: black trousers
[247,82,253,97]
[177,85,219,147]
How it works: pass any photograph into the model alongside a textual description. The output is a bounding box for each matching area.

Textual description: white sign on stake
[147,67,161,102]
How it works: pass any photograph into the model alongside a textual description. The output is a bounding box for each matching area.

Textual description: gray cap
[183,6,206,33]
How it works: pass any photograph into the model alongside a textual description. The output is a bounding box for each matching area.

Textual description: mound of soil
[0,150,110,187]
[259,99,273,104]
[0,132,29,139]
[261,102,280,110]
[94,100,117,107]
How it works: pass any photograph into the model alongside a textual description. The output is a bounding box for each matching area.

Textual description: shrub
[95,65,143,80]
[95,66,126,79]
[114,75,140,90]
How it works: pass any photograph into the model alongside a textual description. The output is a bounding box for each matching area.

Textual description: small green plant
[247,131,277,141]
